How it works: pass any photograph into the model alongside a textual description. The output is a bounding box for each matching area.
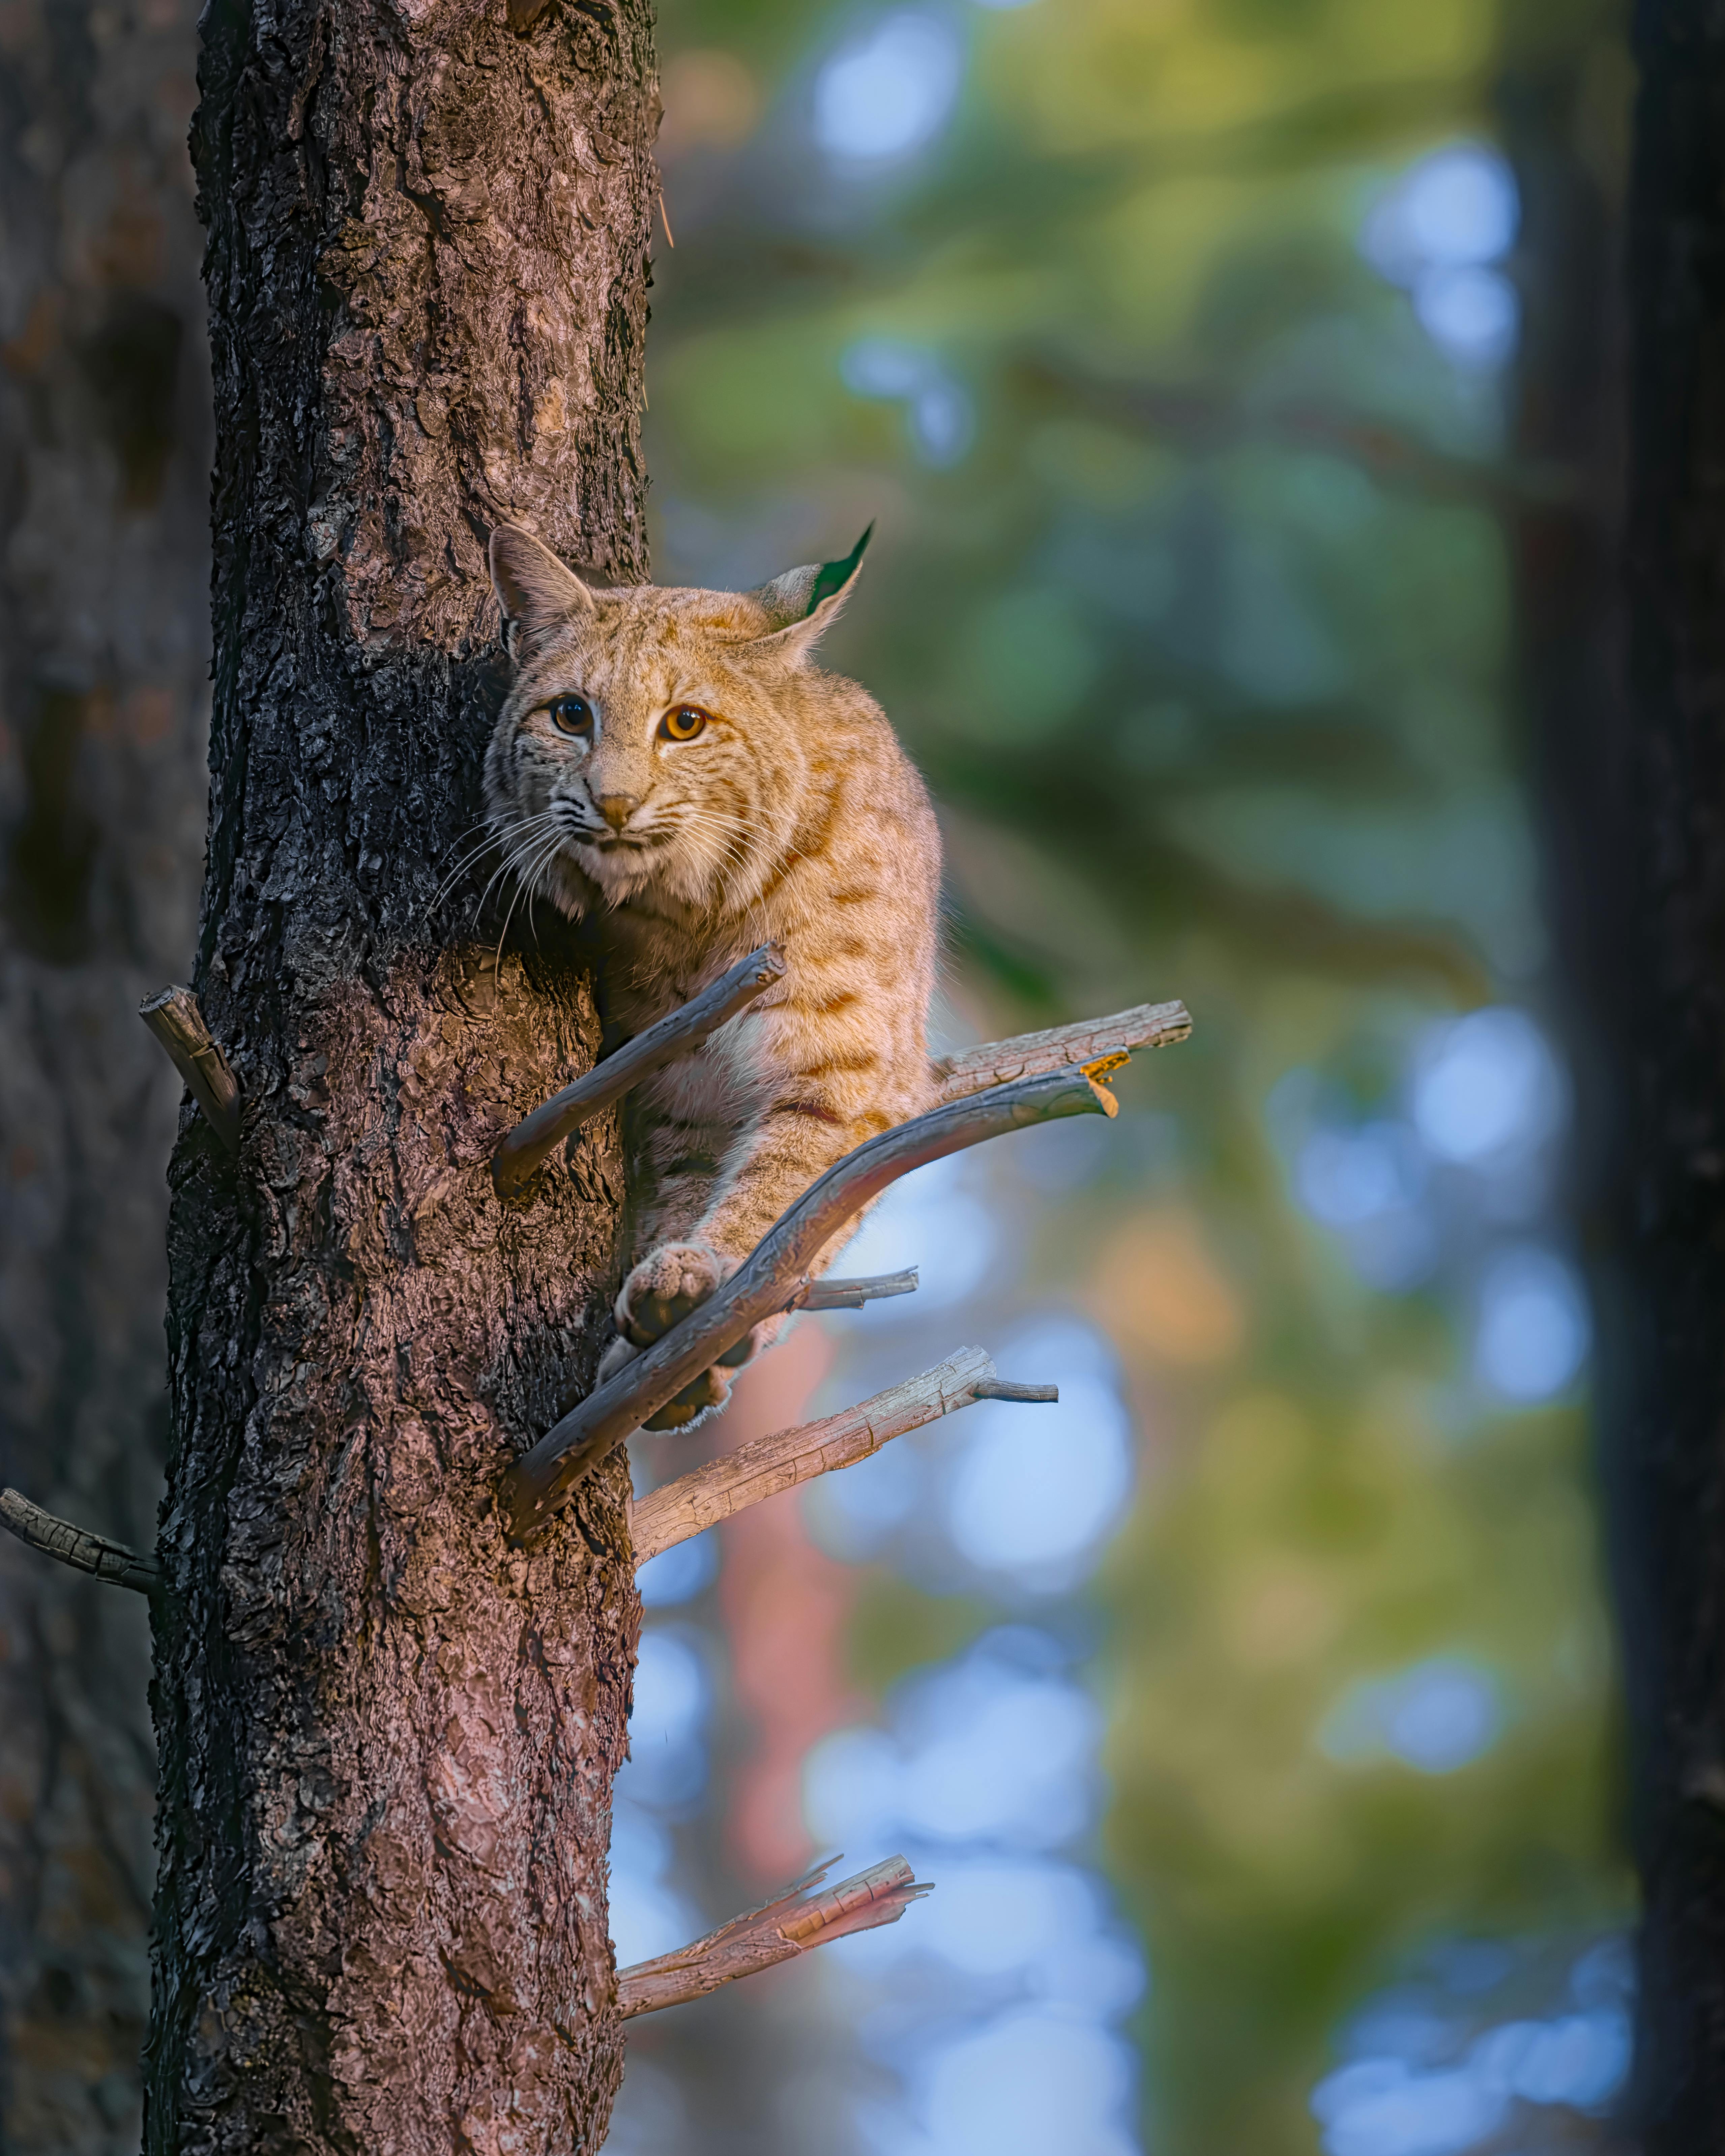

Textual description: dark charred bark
[147,3,657,2150]
[0,0,212,2146]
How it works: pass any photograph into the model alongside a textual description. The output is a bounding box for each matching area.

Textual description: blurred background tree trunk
[1608,2,1725,2139]
[1517,0,1725,2143]
[0,1,211,2148]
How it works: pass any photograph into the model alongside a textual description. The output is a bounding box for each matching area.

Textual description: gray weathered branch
[492,943,787,1199]
[973,1379,1059,1401]
[0,1487,160,1595]
[501,1059,1119,1538]
[799,1267,918,1312]
[933,997,1191,1104]
[139,985,242,1153]
[615,1854,932,2019]
[631,1346,1014,1564]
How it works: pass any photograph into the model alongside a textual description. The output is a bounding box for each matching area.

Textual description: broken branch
[501,1059,1118,1538]
[615,1854,931,2019]
[973,1379,1059,1401]
[799,1267,918,1312]
[933,997,1190,1104]
[0,1487,160,1595]
[631,1346,996,1564]
[492,943,787,1199]
[139,986,242,1152]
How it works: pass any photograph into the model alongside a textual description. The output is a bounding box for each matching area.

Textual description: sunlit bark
[145,3,657,2148]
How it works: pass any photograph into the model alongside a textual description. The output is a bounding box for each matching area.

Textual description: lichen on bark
[147,2,658,2148]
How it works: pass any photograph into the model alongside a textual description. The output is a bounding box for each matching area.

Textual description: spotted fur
[485,524,941,1430]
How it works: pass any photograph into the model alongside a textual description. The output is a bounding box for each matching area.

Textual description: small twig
[492,943,786,1200]
[631,1346,995,1564]
[799,1267,918,1312]
[972,1379,1059,1402]
[139,986,241,1152]
[933,997,1191,1105]
[0,1487,160,1595]
[615,1854,931,2019]
[501,1060,1119,1538]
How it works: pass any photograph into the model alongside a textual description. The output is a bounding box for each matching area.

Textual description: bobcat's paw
[616,1242,732,1348]
[642,1365,735,1433]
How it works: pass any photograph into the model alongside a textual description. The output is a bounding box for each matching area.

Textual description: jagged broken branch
[632,1345,1037,1563]
[492,942,787,1199]
[0,1487,160,1595]
[501,1059,1118,1538]
[615,1854,932,2019]
[933,997,1190,1104]
[139,985,242,1152]
[800,1267,918,1311]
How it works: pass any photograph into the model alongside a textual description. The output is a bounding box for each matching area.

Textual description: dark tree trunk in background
[1612,4,1725,2136]
[1522,1,1725,2144]
[0,2,212,2147]
[145,3,657,2149]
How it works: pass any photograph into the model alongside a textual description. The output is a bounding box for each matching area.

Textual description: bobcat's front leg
[608,1106,874,1433]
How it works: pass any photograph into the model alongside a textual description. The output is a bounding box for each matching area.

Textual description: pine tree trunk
[0,1,211,2145]
[146,5,657,2149]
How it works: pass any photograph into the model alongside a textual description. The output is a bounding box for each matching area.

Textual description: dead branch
[799,1267,918,1311]
[0,1487,160,1595]
[492,943,787,1199]
[615,1854,932,2019]
[501,1060,1119,1538]
[933,997,1190,1104]
[139,985,242,1153]
[631,1346,997,1564]
[973,1379,1059,1401]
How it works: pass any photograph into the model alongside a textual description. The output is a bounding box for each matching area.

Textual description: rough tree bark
[0,0,212,2146]
[146,3,657,2150]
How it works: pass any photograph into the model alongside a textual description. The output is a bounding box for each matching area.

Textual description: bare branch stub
[615,1855,932,2019]
[139,986,242,1153]
[0,1487,161,1595]
[492,943,787,1200]
[631,1346,994,1565]
[933,997,1190,1105]
[973,1379,1059,1402]
[501,1059,1121,1538]
[800,1267,918,1312]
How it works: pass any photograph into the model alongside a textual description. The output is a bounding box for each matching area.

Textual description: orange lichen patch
[1081,1050,1131,1081]
[1089,1208,1246,1369]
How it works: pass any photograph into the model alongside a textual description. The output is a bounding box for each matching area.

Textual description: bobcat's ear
[745,524,873,664]
[489,525,594,662]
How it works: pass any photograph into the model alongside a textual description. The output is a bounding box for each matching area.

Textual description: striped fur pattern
[485,525,940,1430]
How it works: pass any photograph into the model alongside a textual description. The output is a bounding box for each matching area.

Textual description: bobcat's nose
[595,792,639,832]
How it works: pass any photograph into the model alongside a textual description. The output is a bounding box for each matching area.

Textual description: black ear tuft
[804,523,874,617]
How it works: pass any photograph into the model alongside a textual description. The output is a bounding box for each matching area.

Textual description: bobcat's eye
[659,705,708,743]
[548,696,593,737]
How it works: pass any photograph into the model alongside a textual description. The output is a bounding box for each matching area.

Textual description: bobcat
[484,524,941,1431]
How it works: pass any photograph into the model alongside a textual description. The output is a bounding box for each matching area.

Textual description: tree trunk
[1527,2,1725,2143]
[0,0,212,2146]
[146,4,657,2149]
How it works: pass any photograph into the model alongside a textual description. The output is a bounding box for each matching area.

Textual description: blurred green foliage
[643,0,1633,2144]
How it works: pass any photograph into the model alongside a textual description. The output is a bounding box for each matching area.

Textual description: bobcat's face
[489,597,792,913]
[483,525,870,920]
